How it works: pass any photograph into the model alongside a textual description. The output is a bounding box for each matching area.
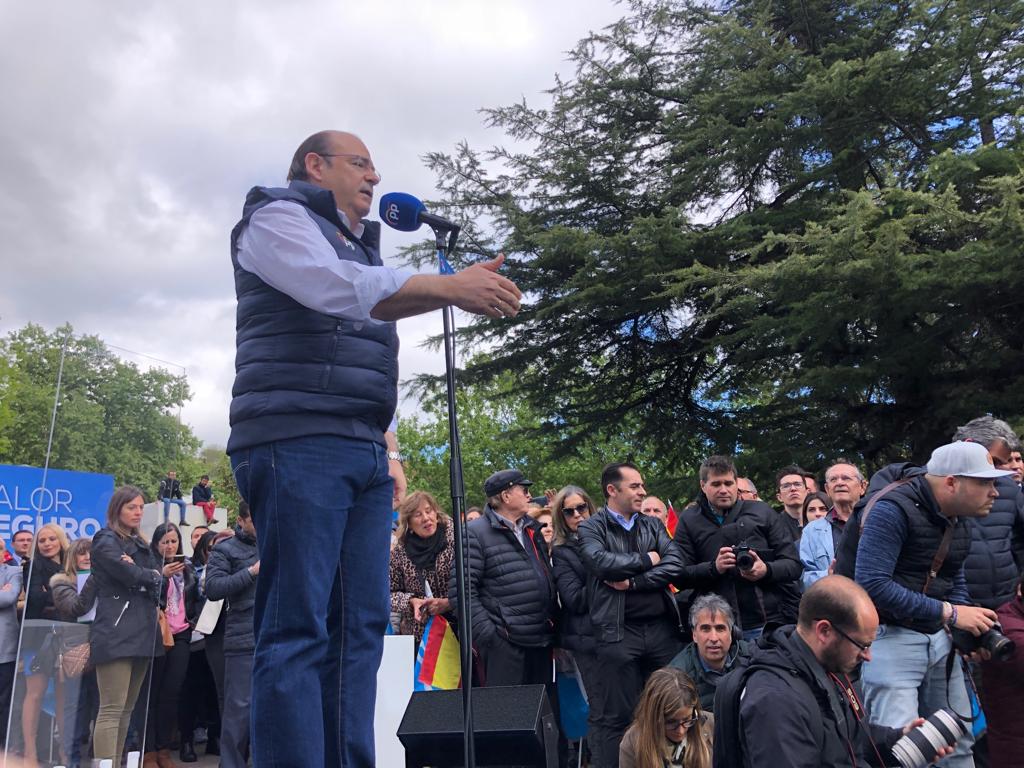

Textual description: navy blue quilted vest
[227,180,399,453]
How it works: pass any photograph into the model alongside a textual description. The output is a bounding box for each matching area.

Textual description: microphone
[378,192,457,233]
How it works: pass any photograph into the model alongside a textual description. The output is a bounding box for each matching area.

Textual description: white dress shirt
[236,200,414,323]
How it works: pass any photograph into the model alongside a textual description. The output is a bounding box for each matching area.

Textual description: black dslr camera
[950,623,1015,662]
[732,543,755,571]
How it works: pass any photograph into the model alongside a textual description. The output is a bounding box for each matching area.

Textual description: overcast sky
[0,1,623,448]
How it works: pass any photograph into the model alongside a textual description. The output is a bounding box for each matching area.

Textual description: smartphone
[168,554,187,562]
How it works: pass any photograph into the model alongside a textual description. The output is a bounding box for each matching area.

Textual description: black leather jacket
[577,508,683,643]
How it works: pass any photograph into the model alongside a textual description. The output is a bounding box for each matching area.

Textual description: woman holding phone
[144,522,199,768]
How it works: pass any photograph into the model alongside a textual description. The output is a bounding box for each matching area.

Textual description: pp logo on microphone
[385,202,401,226]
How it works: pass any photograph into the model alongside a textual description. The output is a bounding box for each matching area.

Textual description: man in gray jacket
[206,502,258,768]
[0,546,21,746]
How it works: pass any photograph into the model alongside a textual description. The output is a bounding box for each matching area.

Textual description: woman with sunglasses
[619,667,713,768]
[550,485,603,763]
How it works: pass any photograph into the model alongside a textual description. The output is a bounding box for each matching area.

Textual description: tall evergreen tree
[403,0,1024,472]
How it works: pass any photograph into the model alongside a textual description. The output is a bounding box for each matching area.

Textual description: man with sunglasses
[716,575,949,768]
[228,130,522,768]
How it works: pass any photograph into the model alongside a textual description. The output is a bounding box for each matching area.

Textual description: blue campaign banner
[0,464,114,542]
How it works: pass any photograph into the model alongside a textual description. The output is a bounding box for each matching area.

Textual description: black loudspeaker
[397,685,558,767]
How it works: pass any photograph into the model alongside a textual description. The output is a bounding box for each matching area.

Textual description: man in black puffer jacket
[451,469,558,688]
[578,462,683,768]
[673,455,803,640]
[951,416,1024,609]
[206,503,258,768]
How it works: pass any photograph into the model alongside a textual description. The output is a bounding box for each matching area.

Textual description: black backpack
[712,656,813,768]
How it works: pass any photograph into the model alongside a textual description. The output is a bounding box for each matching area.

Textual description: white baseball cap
[925,441,1015,479]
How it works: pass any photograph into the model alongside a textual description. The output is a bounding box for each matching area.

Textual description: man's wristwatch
[387,451,405,463]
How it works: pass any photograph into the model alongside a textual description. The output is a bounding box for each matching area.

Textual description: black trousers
[480,638,551,687]
[220,653,253,768]
[0,660,14,747]
[573,650,608,768]
[147,631,191,750]
[179,645,221,741]
[594,619,681,768]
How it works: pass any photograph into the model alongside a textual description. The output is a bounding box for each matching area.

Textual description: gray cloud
[1,1,621,447]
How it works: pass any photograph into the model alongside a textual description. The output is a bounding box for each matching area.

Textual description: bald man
[229,130,522,767]
[640,495,669,526]
[719,576,948,767]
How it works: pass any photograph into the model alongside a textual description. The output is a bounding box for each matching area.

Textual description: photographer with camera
[854,442,1011,767]
[673,455,803,641]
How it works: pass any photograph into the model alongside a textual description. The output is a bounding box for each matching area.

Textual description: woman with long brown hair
[549,485,603,763]
[619,667,713,768]
[89,486,173,768]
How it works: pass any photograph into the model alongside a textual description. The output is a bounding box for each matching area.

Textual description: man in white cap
[854,441,1009,767]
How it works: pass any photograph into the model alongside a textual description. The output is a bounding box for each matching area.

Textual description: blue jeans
[162,497,188,524]
[861,624,975,768]
[231,435,393,768]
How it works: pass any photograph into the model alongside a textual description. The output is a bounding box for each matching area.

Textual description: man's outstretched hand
[450,254,522,319]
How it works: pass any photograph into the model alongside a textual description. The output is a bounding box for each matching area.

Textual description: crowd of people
[0,477,249,768]
[388,415,1024,768]
[0,414,1021,768]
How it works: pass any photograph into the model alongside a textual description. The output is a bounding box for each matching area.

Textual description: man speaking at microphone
[228,129,521,767]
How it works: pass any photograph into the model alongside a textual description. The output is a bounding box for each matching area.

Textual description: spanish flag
[414,615,461,690]
[666,499,678,538]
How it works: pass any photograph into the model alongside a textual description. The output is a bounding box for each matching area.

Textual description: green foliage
[398,365,703,511]
[0,323,202,496]
[400,0,1024,477]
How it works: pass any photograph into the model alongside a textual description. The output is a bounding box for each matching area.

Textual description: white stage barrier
[375,634,414,763]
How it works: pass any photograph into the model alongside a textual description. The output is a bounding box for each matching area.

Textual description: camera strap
[942,647,977,722]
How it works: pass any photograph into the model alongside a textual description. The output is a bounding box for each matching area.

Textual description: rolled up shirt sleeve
[237,200,414,322]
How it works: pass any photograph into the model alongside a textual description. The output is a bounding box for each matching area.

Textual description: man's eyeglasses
[831,623,872,655]
[779,481,806,491]
[318,153,380,179]
[664,714,700,731]
[562,503,589,517]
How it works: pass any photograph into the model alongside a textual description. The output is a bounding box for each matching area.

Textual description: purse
[59,641,92,680]
[157,608,174,648]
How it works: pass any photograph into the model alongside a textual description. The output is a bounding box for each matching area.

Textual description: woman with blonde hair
[50,536,98,768]
[20,522,71,764]
[389,491,455,644]
[619,667,713,768]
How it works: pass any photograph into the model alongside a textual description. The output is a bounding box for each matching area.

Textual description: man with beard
[673,455,803,640]
[855,442,1008,767]
[800,460,867,588]
[715,576,950,768]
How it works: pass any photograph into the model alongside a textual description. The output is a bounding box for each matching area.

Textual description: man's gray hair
[689,593,735,630]
[952,416,1020,451]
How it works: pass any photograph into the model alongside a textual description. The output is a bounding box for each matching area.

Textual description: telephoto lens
[890,709,966,768]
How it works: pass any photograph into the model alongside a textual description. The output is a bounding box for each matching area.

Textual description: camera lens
[736,551,755,571]
[982,629,1015,663]
[890,709,966,768]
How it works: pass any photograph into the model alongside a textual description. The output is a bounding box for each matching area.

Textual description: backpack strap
[858,478,913,531]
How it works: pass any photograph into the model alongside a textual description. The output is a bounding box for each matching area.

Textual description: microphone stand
[430,224,476,768]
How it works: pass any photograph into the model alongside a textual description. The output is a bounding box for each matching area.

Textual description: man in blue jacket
[229,129,522,767]
[855,441,1008,767]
